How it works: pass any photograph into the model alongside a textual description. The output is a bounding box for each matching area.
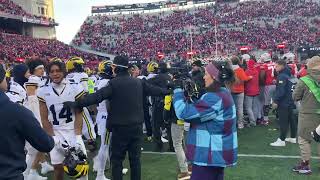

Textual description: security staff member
[64,56,170,180]
[148,62,173,152]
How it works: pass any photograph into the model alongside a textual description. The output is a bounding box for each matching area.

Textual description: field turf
[46,117,320,180]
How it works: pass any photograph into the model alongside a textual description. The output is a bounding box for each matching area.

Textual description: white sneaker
[122,168,128,175]
[41,162,54,174]
[96,175,110,180]
[285,138,297,144]
[27,172,47,180]
[161,136,168,143]
[270,138,286,147]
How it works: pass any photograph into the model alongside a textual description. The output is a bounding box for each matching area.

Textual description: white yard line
[142,151,320,159]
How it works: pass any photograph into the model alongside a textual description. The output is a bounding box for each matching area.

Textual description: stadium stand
[0,32,99,63]
[72,0,320,60]
[0,0,101,67]
[0,0,54,22]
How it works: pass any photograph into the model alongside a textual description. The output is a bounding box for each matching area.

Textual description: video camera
[169,65,201,102]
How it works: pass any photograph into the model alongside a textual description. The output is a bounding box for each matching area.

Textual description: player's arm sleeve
[26,76,39,96]
[25,76,39,87]
[18,107,54,152]
[163,95,172,122]
[239,69,251,81]
[293,80,305,102]
[77,81,112,108]
[80,74,89,93]
[143,80,170,96]
[37,88,46,103]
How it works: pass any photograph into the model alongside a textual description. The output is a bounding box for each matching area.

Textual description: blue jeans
[232,93,244,127]
[244,95,259,125]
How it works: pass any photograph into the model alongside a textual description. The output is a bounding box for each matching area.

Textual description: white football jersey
[25,75,46,88]
[146,73,157,80]
[137,75,146,80]
[96,79,109,113]
[37,81,84,130]
[6,81,27,104]
[66,72,89,93]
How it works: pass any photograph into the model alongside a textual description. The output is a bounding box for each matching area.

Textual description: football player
[25,59,54,180]
[66,57,96,149]
[93,60,113,180]
[38,61,88,180]
[5,64,29,105]
[260,53,276,125]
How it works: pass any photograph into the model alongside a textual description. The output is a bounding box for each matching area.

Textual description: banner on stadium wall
[22,16,51,26]
[91,0,214,13]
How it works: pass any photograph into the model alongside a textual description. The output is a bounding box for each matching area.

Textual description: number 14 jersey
[37,82,84,130]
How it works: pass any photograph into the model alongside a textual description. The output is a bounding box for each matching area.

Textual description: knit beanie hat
[205,63,220,80]
[12,64,29,87]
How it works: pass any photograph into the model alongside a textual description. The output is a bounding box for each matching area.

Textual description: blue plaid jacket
[173,88,238,167]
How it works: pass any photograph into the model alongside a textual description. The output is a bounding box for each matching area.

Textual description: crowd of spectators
[0,32,99,65]
[72,0,320,60]
[0,0,55,23]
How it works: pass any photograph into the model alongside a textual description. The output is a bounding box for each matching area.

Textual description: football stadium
[0,0,320,180]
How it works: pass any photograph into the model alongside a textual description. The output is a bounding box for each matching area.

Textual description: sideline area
[47,118,320,180]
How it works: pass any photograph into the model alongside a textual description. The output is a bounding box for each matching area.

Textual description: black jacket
[148,72,172,105]
[76,72,170,127]
[191,70,205,95]
[274,66,296,108]
[0,91,54,180]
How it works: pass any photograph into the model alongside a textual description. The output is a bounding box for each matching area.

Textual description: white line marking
[142,151,320,159]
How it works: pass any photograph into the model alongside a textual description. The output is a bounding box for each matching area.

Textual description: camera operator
[148,62,173,152]
[63,56,170,180]
[191,60,205,95]
[173,61,237,180]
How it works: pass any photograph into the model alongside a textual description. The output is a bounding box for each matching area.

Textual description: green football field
[46,117,320,180]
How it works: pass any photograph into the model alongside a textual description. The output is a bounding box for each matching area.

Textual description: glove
[53,136,69,154]
[311,130,320,142]
[271,103,278,110]
[63,101,79,109]
[74,135,87,155]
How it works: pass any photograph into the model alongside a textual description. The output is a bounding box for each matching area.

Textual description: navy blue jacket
[0,91,54,180]
[273,66,295,108]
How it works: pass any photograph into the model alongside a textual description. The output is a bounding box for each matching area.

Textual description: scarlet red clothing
[288,63,298,77]
[262,62,276,85]
[231,65,251,93]
[245,60,260,96]
[298,65,307,78]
